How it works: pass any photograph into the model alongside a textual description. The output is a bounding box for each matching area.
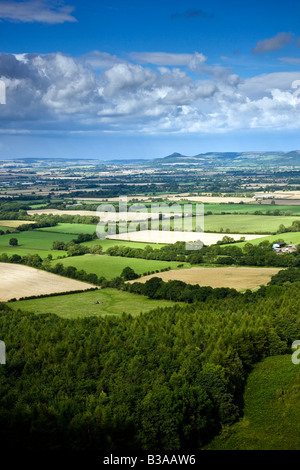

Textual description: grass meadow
[203,214,300,234]
[130,201,300,215]
[82,238,166,251]
[38,223,97,235]
[202,203,300,215]
[0,230,73,259]
[227,231,300,248]
[206,355,300,450]
[39,225,166,249]
[153,213,299,234]
[9,287,177,318]
[52,253,189,279]
[0,230,75,250]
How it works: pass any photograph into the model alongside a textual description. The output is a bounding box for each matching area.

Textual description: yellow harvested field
[129,266,281,290]
[0,263,95,301]
[28,209,99,217]
[93,194,255,203]
[0,220,33,227]
[167,195,255,203]
[107,230,267,245]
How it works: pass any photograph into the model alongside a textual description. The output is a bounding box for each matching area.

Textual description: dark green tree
[121,266,139,281]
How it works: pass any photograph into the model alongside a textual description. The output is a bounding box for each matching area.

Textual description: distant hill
[154,150,300,167]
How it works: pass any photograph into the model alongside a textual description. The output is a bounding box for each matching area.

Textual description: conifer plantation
[1,276,299,450]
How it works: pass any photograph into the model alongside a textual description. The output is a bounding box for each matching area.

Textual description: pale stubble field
[0,263,95,301]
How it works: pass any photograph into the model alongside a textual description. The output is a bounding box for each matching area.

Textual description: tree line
[0,252,173,298]
[105,240,299,268]
[3,241,299,305]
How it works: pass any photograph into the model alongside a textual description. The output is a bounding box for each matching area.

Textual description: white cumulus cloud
[1,51,300,136]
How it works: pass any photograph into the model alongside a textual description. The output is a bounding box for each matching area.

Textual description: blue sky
[1,0,300,159]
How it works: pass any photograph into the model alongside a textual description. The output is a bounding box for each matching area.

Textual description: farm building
[253,194,282,200]
[282,245,297,253]
[272,242,297,253]
[272,242,286,250]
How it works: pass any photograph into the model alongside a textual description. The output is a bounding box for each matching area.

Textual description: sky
[1,0,300,159]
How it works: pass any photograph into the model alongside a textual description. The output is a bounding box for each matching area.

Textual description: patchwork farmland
[2,156,300,452]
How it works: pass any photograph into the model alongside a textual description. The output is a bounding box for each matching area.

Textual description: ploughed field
[129,266,281,290]
[0,263,94,301]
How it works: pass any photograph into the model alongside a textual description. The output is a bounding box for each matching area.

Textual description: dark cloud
[0,53,38,80]
[171,9,214,20]
[252,32,294,54]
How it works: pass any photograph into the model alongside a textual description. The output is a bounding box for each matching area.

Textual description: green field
[202,203,300,215]
[0,230,75,249]
[135,202,300,215]
[206,355,300,450]
[160,213,300,234]
[37,208,300,236]
[39,224,166,248]
[82,238,166,251]
[226,231,300,248]
[0,230,73,258]
[38,223,165,251]
[52,253,189,278]
[9,288,177,318]
[0,225,14,232]
[0,247,67,259]
[39,223,97,235]
[28,204,50,209]
[203,214,300,234]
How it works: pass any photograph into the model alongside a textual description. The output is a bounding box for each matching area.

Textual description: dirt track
[0,263,95,301]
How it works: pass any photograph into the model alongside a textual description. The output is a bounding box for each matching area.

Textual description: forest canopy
[1,278,300,451]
